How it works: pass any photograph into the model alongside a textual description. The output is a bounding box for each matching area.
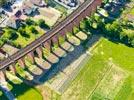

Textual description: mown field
[0,68,43,100]
[61,37,134,100]
[0,81,43,100]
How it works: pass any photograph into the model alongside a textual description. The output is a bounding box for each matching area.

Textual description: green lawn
[7,75,43,100]
[62,54,110,100]
[62,37,134,100]
[13,27,44,48]
[95,38,134,71]
[0,68,43,100]
[16,86,43,100]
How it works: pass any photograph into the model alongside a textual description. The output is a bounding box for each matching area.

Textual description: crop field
[61,37,134,100]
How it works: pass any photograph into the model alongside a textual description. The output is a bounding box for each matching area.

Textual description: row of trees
[0,18,50,48]
[80,11,134,47]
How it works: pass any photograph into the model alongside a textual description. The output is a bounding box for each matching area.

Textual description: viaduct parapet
[0,0,102,80]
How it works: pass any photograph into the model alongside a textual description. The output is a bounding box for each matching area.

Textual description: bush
[30,26,38,34]
[0,39,4,47]
[10,41,21,48]
[18,27,30,38]
[2,29,18,40]
[26,18,36,26]
[38,19,50,29]
[73,26,79,34]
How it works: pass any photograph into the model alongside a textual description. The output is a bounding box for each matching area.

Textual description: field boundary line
[87,61,114,99]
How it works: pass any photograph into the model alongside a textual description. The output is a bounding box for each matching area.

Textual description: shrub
[26,18,36,26]
[38,19,50,29]
[18,27,30,38]
[0,39,4,47]
[30,26,38,34]
[2,29,18,41]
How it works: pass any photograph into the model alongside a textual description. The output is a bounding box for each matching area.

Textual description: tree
[80,18,91,31]
[130,39,134,47]
[103,0,109,4]
[44,0,49,4]
[38,19,50,29]
[2,29,18,41]
[0,0,7,7]
[0,39,4,47]
[25,18,36,26]
[30,26,38,34]
[120,31,128,44]
[18,27,30,38]
[105,20,122,38]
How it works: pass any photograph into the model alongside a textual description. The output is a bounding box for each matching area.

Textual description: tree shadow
[7,79,40,98]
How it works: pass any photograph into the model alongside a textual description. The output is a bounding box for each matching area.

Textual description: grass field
[0,69,43,100]
[62,37,134,100]
[10,76,43,100]
[0,79,43,100]
[13,27,44,48]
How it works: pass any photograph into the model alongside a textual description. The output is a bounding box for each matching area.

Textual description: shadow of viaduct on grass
[1,0,133,99]
[3,31,100,99]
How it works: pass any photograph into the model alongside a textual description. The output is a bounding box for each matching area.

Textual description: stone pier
[36,46,43,58]
[27,52,35,64]
[9,64,16,74]
[18,58,26,68]
[0,71,6,82]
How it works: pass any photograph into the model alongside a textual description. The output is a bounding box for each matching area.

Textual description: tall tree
[0,0,7,7]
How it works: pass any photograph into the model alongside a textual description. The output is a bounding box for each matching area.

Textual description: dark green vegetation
[0,0,7,7]
[80,1,134,47]
[0,0,133,99]
[38,19,50,29]
[0,91,8,100]
[0,18,49,48]
[10,82,43,100]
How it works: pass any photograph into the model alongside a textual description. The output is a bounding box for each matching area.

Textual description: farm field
[61,37,134,100]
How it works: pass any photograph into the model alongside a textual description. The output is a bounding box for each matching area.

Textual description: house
[30,0,46,7]
[56,0,83,8]
[6,16,20,29]
[21,0,38,15]
[7,0,16,4]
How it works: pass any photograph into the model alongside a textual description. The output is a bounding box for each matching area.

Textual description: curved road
[0,0,101,70]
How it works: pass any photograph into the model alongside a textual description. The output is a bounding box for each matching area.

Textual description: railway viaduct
[0,0,102,81]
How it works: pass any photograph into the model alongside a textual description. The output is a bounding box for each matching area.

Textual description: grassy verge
[61,37,134,100]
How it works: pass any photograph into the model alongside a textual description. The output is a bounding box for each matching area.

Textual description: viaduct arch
[0,0,102,80]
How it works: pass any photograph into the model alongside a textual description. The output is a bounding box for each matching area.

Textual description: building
[0,0,46,28]
[30,0,46,7]
[6,16,21,29]
[56,0,85,9]
[22,0,38,15]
